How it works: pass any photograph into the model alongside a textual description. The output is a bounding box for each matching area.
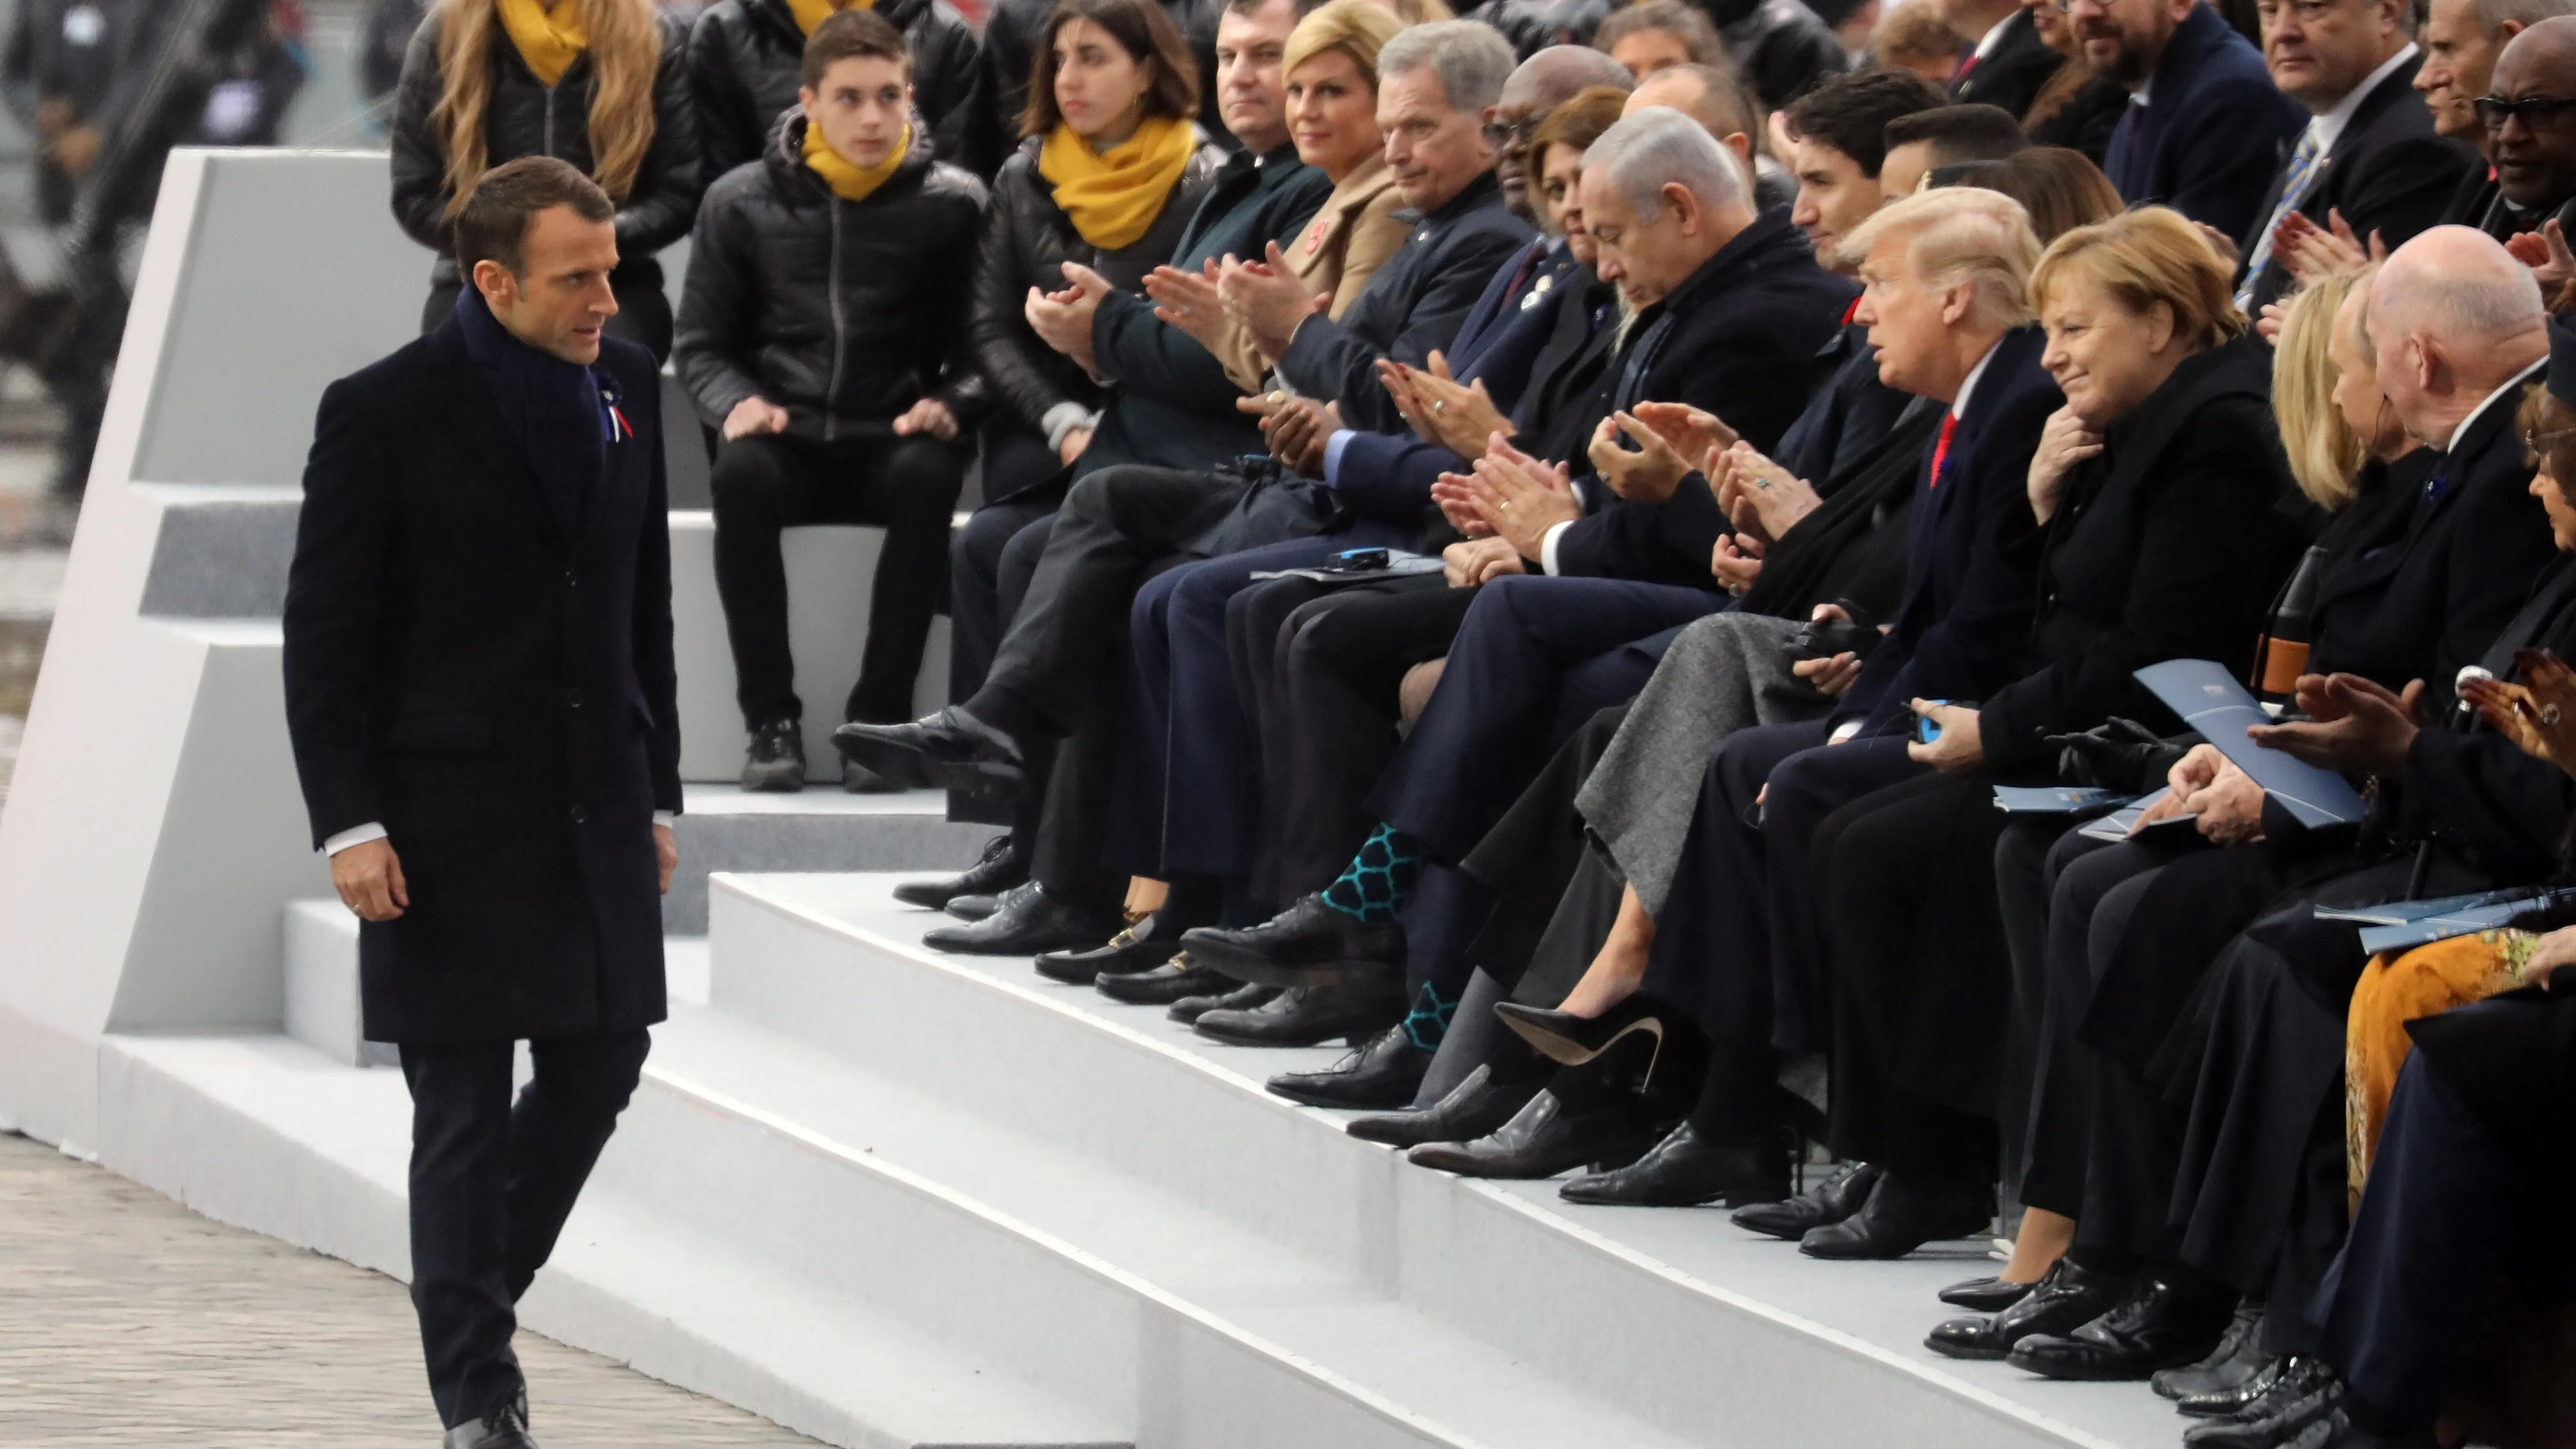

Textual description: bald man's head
[1494,46,1637,216]
[2370,226,2550,443]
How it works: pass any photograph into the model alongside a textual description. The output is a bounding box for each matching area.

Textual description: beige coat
[1214,152,1413,392]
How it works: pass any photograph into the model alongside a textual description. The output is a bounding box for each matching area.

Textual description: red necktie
[1953,51,1978,85]
[1930,413,1959,487]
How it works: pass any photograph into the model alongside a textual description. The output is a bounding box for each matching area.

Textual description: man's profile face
[477,205,620,364]
[2487,32,2576,208]
[1582,168,1707,307]
[802,53,913,170]
[1212,0,1297,150]
[1852,227,1950,395]
[1378,67,1492,213]
[2415,0,2505,141]
[1787,135,1882,266]
[2258,0,2398,110]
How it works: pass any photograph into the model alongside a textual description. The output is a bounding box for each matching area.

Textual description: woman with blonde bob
[391,0,703,355]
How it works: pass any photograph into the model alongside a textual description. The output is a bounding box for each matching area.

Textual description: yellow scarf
[804,115,909,201]
[496,0,586,88]
[787,0,871,32]
[1038,115,1194,251]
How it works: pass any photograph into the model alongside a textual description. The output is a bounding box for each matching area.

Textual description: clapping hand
[2462,648,2576,776]
[1145,257,1231,352]
[1442,435,1580,560]
[1383,350,1511,458]
[2245,673,2425,776]
[1218,242,1330,358]
[1587,411,1692,503]
[1628,401,1739,474]
[1710,441,1821,545]
[2505,221,2576,315]
[2273,207,2382,286]
[1026,262,1112,373]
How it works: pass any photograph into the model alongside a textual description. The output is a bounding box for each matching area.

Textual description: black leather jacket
[963,0,1221,176]
[687,0,978,182]
[390,10,705,286]
[970,129,1226,451]
[676,109,988,441]
[1709,0,1850,109]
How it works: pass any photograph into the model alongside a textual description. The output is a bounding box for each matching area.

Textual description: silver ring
[2545,704,2563,727]
[1433,399,1445,413]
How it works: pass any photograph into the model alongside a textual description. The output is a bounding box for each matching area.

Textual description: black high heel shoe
[1494,995,1667,1074]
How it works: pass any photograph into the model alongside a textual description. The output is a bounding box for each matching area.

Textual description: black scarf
[454,287,605,540]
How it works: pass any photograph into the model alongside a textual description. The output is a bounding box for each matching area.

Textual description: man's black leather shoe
[832,705,1024,793]
[921,882,1122,956]
[1731,1160,1881,1240]
[1938,1275,2036,1312]
[1267,1026,1432,1108]
[1099,953,1236,1005]
[2184,1361,2341,1449]
[1406,1090,1663,1179]
[946,893,1000,921]
[444,1398,538,1449]
[1926,1257,2131,1360]
[2157,1301,2269,1404]
[1035,913,1187,984]
[1194,981,1405,1046]
[1170,980,1275,1024]
[1558,1120,1790,1207]
[2177,1355,2288,1419]
[2009,1276,2238,1381]
[1181,895,1406,990]
[740,717,806,793]
[893,835,1024,910]
[1799,1170,1992,1259]
[1346,1064,1542,1147]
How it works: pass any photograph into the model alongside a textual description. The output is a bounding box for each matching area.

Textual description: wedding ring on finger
[2546,704,2564,727]
[1432,399,1445,413]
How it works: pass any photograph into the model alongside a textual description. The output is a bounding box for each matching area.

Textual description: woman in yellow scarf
[390,0,705,356]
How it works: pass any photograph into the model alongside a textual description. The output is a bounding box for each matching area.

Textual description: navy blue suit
[2102,3,2307,243]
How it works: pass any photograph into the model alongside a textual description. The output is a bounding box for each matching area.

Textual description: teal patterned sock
[1318,824,1423,922]
[1401,981,1456,1051]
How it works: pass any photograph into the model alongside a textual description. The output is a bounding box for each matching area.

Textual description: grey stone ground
[0,1130,825,1447]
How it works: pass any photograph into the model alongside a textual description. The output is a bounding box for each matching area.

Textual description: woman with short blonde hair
[2031,206,2247,357]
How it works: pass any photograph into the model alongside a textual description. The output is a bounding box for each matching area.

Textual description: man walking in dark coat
[282,156,683,1449]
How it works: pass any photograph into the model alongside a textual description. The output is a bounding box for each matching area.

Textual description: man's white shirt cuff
[324,823,387,856]
[1538,519,1577,576]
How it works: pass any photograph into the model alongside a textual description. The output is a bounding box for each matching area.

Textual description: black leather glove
[2046,717,2187,793]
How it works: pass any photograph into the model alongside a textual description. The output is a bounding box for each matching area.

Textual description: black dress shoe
[921,882,1123,956]
[1346,1064,1542,1147]
[1193,980,1405,1046]
[1799,1169,1992,1260]
[1406,1090,1663,1179]
[1034,913,1189,984]
[946,893,1000,921]
[444,1398,538,1449]
[2009,1275,2239,1381]
[1494,994,1669,1068]
[1558,1121,1789,1207]
[1099,952,1237,1005]
[1925,1257,2132,1360]
[1267,1026,1432,1109]
[1732,1160,1882,1240]
[2184,1361,2341,1449]
[2156,1301,2268,1403]
[1170,980,1275,1024]
[1180,895,1406,990]
[2177,1355,2289,1420]
[893,835,1024,910]
[1937,1275,2036,1312]
[832,706,1024,793]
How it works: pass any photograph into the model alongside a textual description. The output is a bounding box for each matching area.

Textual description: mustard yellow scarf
[804,115,910,201]
[1038,115,1194,251]
[787,0,872,32]
[497,0,586,88]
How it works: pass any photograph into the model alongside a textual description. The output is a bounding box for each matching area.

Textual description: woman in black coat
[687,0,979,181]
[391,0,704,359]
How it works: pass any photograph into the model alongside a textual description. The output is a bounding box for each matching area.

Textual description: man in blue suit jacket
[2096,0,2307,241]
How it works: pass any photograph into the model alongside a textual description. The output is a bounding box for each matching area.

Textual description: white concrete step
[704,872,2176,1449]
[665,784,992,933]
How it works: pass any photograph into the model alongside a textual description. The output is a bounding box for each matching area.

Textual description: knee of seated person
[708,441,791,517]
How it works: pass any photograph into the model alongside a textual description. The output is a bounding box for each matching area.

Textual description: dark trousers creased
[1455,703,1633,1001]
[948,486,1059,704]
[400,1029,651,1429]
[950,503,1060,829]
[711,432,964,728]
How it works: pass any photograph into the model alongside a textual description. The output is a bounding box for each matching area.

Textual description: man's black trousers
[400,1029,651,1429]
[711,432,964,729]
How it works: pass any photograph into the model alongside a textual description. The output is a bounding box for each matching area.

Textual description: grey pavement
[0,1130,826,1448]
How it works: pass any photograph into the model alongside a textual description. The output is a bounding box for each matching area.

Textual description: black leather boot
[2155,1301,2267,1403]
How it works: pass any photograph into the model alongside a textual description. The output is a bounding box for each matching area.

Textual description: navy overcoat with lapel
[283,319,683,1045]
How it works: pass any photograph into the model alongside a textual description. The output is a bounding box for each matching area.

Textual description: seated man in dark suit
[836,19,1534,951]
[2094,0,2308,242]
[1943,0,2069,118]
[1875,101,2030,197]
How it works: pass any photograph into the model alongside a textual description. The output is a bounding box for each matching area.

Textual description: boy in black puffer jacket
[689,0,981,180]
[676,9,988,793]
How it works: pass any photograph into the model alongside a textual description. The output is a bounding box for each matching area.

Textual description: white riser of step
[706,873,2169,1449]
[666,785,995,934]
[282,900,397,1068]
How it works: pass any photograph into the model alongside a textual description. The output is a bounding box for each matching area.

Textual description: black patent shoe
[1346,1064,1543,1147]
[2156,1301,2268,1403]
[893,834,1024,910]
[740,717,806,793]
[831,705,1024,793]
[1938,1275,2037,1312]
[1180,895,1407,990]
[1193,981,1405,1047]
[444,1396,538,1449]
[2184,1360,2341,1449]
[1267,1026,1433,1109]
[2009,1275,2239,1381]
[1406,1090,1664,1179]
[920,882,1122,956]
[1099,952,1236,1005]
[946,893,1000,921]
[1170,980,1276,1024]
[1926,1257,2132,1360]
[1035,914,1187,984]
[1732,1160,1882,1241]
[2178,1354,2288,1419]
[1558,1121,1790,1207]
[1493,994,1669,1070]
[1798,1170,1992,1260]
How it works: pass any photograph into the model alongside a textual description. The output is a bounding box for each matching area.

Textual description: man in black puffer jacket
[689,0,980,180]
[676,11,989,793]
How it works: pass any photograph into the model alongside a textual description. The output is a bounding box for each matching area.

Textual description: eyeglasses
[1481,117,1540,149]
[2475,93,2576,130]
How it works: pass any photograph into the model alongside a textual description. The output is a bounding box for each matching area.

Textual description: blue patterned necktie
[2237,130,2326,308]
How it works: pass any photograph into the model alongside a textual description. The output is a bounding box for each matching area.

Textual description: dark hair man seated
[675,10,989,792]
[1877,102,2029,196]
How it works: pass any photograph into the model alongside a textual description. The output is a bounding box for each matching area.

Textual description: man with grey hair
[843,16,1536,956]
[2414,0,2575,141]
